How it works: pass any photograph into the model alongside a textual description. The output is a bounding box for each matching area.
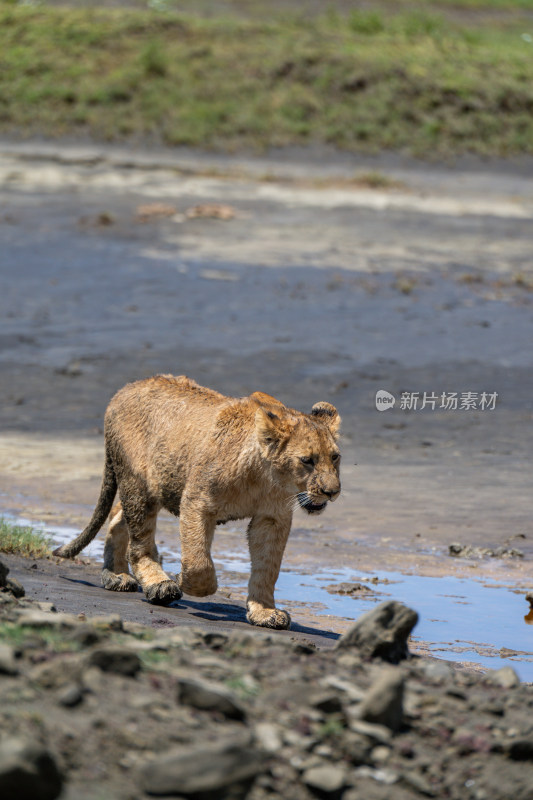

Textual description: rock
[310,691,343,714]
[0,737,63,800]
[303,764,346,797]
[29,655,85,689]
[325,582,374,596]
[358,668,404,732]
[86,646,141,677]
[66,623,102,647]
[336,601,418,663]
[254,722,283,753]
[419,660,453,683]
[508,738,533,761]
[5,577,25,598]
[487,666,520,689]
[89,614,123,631]
[140,736,264,798]
[17,610,79,629]
[176,677,246,721]
[348,719,392,745]
[57,683,84,708]
[0,644,19,676]
[0,559,25,597]
[449,543,523,559]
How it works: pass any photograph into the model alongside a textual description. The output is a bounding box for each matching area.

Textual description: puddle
[5,514,533,681]
[215,555,533,682]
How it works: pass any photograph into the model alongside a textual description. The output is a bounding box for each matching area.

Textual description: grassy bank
[0,518,52,558]
[0,3,532,156]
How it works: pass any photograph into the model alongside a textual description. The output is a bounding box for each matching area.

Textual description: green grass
[0,621,80,651]
[0,518,53,558]
[0,4,533,156]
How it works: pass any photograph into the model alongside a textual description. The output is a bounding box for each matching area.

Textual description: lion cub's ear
[255,406,289,448]
[311,402,341,438]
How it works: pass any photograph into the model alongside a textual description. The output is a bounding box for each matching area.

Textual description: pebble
[254,722,283,753]
[57,683,84,708]
[303,764,347,796]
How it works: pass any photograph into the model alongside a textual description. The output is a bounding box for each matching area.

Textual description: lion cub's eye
[331,453,340,463]
[300,456,314,467]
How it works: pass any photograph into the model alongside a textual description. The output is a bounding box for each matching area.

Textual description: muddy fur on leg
[246,601,291,630]
[100,505,139,593]
[145,579,182,605]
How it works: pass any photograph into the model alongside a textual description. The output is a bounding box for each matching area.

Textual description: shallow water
[213,554,533,681]
[11,514,533,681]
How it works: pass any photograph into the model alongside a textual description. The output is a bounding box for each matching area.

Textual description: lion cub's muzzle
[297,487,340,514]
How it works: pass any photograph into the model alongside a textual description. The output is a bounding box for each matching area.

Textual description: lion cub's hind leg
[101,504,139,593]
[123,497,182,606]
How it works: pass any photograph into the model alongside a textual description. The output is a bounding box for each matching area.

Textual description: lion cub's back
[105,374,230,454]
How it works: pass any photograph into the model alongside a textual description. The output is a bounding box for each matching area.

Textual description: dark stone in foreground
[0,738,63,800]
[0,558,25,598]
[140,736,265,798]
[86,646,141,677]
[336,601,418,662]
[177,677,246,721]
[358,667,405,731]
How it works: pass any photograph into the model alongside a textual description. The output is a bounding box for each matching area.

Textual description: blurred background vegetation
[1,0,532,156]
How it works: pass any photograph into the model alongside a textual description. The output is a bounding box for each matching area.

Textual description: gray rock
[419,660,452,683]
[86,646,141,677]
[66,624,102,647]
[336,601,418,663]
[0,644,19,676]
[0,559,25,597]
[254,722,283,754]
[29,654,85,689]
[57,683,84,708]
[358,668,404,732]
[5,577,25,598]
[140,736,265,798]
[487,666,520,689]
[0,559,8,586]
[17,610,79,629]
[0,737,63,800]
[176,677,246,721]
[303,764,346,797]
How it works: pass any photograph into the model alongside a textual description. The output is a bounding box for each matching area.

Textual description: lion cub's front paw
[102,569,139,593]
[145,579,182,606]
[246,604,291,630]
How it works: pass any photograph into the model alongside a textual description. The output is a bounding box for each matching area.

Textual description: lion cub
[54,375,341,629]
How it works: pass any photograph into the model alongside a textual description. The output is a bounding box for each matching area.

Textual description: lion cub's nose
[321,488,340,501]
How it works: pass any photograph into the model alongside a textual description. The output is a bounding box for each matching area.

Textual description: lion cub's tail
[53,453,117,559]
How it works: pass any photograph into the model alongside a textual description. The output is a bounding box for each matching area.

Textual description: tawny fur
[54,375,341,628]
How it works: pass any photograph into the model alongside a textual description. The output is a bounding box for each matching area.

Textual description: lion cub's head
[254,398,341,514]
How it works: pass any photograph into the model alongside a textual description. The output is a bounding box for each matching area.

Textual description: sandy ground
[0,141,532,647]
